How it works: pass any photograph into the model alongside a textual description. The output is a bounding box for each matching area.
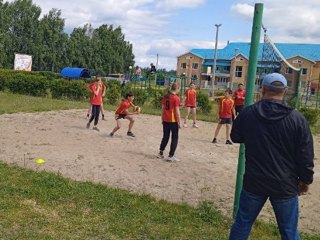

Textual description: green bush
[299,107,319,126]
[50,79,70,99]
[214,90,225,97]
[6,74,49,97]
[106,80,121,105]
[197,91,212,113]
[151,88,168,109]
[68,81,88,100]
[131,88,149,106]
[120,82,132,98]
[50,79,87,100]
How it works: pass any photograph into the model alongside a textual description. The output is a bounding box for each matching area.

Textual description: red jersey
[161,94,180,122]
[115,99,133,114]
[233,89,246,106]
[184,89,196,107]
[219,98,234,119]
[90,83,102,105]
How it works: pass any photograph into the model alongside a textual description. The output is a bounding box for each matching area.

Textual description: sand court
[0,109,319,232]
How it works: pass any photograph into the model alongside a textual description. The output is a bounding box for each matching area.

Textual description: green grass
[0,91,217,123]
[0,162,319,239]
[0,91,89,114]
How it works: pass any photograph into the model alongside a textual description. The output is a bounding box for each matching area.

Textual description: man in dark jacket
[229,73,314,240]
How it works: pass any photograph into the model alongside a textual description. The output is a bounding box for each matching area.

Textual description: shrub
[50,79,70,99]
[131,88,149,106]
[6,74,49,97]
[68,80,88,100]
[151,88,168,109]
[197,91,212,113]
[299,107,319,126]
[121,82,132,98]
[106,80,121,105]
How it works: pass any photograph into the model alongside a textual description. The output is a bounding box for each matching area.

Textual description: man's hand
[298,181,309,196]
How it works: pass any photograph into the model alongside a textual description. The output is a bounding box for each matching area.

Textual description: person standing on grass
[229,73,314,240]
[157,83,181,162]
[86,77,103,131]
[109,92,139,137]
[183,82,198,128]
[233,83,246,116]
[212,88,235,144]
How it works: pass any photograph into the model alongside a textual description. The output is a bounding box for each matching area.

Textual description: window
[192,63,198,69]
[235,66,242,78]
[286,67,293,74]
[181,63,186,69]
[302,68,307,75]
[191,75,197,80]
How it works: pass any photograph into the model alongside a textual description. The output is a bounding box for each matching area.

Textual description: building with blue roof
[177,42,320,89]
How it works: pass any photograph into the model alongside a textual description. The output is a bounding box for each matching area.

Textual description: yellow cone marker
[35,158,45,164]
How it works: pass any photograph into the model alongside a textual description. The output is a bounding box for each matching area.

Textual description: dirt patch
[0,109,319,233]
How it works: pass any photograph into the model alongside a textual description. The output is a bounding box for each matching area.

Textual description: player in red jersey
[157,83,181,161]
[109,92,139,137]
[212,88,236,144]
[233,83,246,116]
[86,77,103,131]
[86,79,106,120]
[183,82,198,128]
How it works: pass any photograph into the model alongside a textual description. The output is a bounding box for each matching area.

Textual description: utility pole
[210,24,222,97]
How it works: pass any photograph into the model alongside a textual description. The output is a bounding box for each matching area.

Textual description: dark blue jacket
[231,99,314,199]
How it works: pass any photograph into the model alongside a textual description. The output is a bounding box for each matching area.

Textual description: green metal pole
[294,69,302,110]
[232,3,264,219]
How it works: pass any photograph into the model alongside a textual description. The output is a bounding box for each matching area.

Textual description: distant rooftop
[190,42,320,62]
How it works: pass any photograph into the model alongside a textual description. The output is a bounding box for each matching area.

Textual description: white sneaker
[166,156,180,162]
[183,124,188,128]
[192,123,199,128]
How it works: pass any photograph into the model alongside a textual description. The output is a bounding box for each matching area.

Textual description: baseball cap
[262,73,288,89]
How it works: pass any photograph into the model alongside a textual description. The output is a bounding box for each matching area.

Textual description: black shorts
[235,105,244,114]
[115,114,127,120]
[185,106,196,109]
[219,118,232,124]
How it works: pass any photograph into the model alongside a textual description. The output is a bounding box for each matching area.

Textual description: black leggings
[89,105,100,126]
[160,122,179,157]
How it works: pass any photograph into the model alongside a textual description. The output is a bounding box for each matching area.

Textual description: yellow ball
[134,106,141,113]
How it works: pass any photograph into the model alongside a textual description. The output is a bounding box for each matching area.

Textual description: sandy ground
[0,109,319,233]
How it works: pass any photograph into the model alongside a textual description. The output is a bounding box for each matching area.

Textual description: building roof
[60,67,91,79]
[190,42,320,62]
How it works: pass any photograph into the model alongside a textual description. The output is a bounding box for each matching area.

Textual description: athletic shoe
[109,132,114,137]
[127,131,135,137]
[86,123,90,129]
[93,126,100,132]
[166,156,180,162]
[212,138,217,143]
[183,123,188,128]
[226,140,233,145]
[192,123,199,128]
[157,153,164,159]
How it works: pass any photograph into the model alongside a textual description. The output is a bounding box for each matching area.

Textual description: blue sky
[6,0,320,70]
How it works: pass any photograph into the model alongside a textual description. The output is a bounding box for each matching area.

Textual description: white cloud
[156,0,206,10]
[232,1,320,43]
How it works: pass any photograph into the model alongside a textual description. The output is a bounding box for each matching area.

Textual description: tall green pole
[232,3,264,219]
[294,69,302,110]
